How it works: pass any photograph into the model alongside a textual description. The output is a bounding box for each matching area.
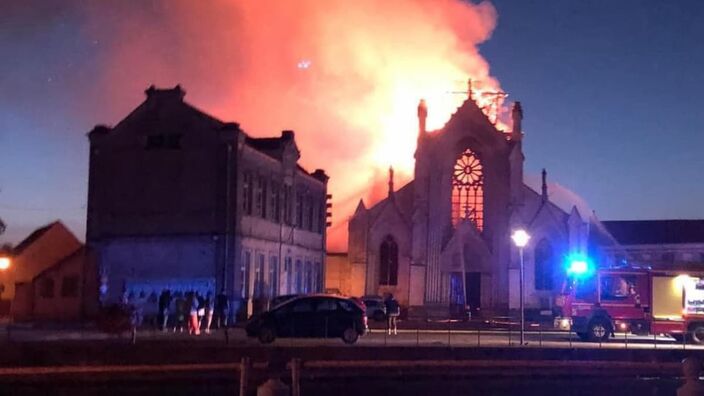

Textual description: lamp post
[0,256,10,300]
[511,229,530,345]
[0,257,10,271]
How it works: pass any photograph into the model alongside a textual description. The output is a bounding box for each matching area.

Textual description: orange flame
[87,0,505,250]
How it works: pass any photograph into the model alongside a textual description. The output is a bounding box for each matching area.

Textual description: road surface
[5,325,703,350]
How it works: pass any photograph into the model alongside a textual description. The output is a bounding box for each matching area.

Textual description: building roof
[100,86,325,182]
[32,246,85,282]
[245,136,285,158]
[366,180,415,226]
[12,221,59,255]
[244,130,297,161]
[602,220,704,245]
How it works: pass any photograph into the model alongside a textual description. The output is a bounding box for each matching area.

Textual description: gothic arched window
[534,238,554,291]
[379,236,398,286]
[452,148,484,230]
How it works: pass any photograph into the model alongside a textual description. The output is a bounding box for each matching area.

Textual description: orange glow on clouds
[87,0,504,251]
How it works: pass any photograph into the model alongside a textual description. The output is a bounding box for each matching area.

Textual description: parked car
[270,294,299,308]
[246,295,367,344]
[362,295,387,322]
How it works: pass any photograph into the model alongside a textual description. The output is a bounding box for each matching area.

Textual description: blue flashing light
[565,253,594,278]
[568,260,588,275]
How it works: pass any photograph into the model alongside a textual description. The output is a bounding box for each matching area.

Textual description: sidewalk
[367,315,556,331]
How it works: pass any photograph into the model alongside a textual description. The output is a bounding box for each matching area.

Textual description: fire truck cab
[554,266,704,343]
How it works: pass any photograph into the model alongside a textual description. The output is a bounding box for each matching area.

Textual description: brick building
[25,247,98,322]
[1,221,97,321]
[87,85,328,317]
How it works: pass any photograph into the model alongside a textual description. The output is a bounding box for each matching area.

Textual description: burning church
[345,92,616,318]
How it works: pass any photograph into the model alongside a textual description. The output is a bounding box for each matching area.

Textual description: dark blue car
[246,295,367,344]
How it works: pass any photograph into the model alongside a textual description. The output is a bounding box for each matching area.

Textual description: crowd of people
[155,289,230,335]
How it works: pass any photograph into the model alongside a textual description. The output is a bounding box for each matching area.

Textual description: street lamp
[511,229,530,345]
[0,256,10,271]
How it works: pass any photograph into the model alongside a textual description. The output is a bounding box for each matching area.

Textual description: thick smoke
[80,0,501,250]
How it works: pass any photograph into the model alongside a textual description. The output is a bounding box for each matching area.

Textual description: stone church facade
[347,96,614,316]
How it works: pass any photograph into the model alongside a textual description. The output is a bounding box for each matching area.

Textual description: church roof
[522,184,568,228]
[366,180,415,226]
[602,220,704,245]
[523,182,618,248]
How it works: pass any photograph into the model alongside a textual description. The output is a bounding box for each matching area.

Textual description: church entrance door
[449,273,465,319]
[449,272,482,319]
[466,272,481,315]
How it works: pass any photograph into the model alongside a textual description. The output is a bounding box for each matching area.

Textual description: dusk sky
[1,0,702,248]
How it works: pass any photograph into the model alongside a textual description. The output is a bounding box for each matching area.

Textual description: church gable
[370,200,410,234]
[523,184,569,235]
[369,198,412,250]
[440,219,492,273]
[435,98,510,157]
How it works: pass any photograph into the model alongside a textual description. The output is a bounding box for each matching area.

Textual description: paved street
[4,324,703,351]
[260,329,704,350]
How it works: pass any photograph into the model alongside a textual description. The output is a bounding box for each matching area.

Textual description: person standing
[196,292,206,330]
[188,292,200,336]
[173,293,186,333]
[384,293,400,335]
[204,291,215,334]
[157,289,172,332]
[215,290,230,329]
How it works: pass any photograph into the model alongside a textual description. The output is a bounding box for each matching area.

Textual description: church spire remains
[417,99,427,138]
[511,101,523,141]
[388,166,395,199]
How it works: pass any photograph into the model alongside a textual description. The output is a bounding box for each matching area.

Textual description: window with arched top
[452,148,484,230]
[379,236,398,286]
[534,238,554,291]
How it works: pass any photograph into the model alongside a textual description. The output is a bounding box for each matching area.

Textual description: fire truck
[554,264,704,343]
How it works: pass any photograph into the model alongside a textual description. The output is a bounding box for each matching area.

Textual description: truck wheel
[690,325,704,345]
[587,319,610,342]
